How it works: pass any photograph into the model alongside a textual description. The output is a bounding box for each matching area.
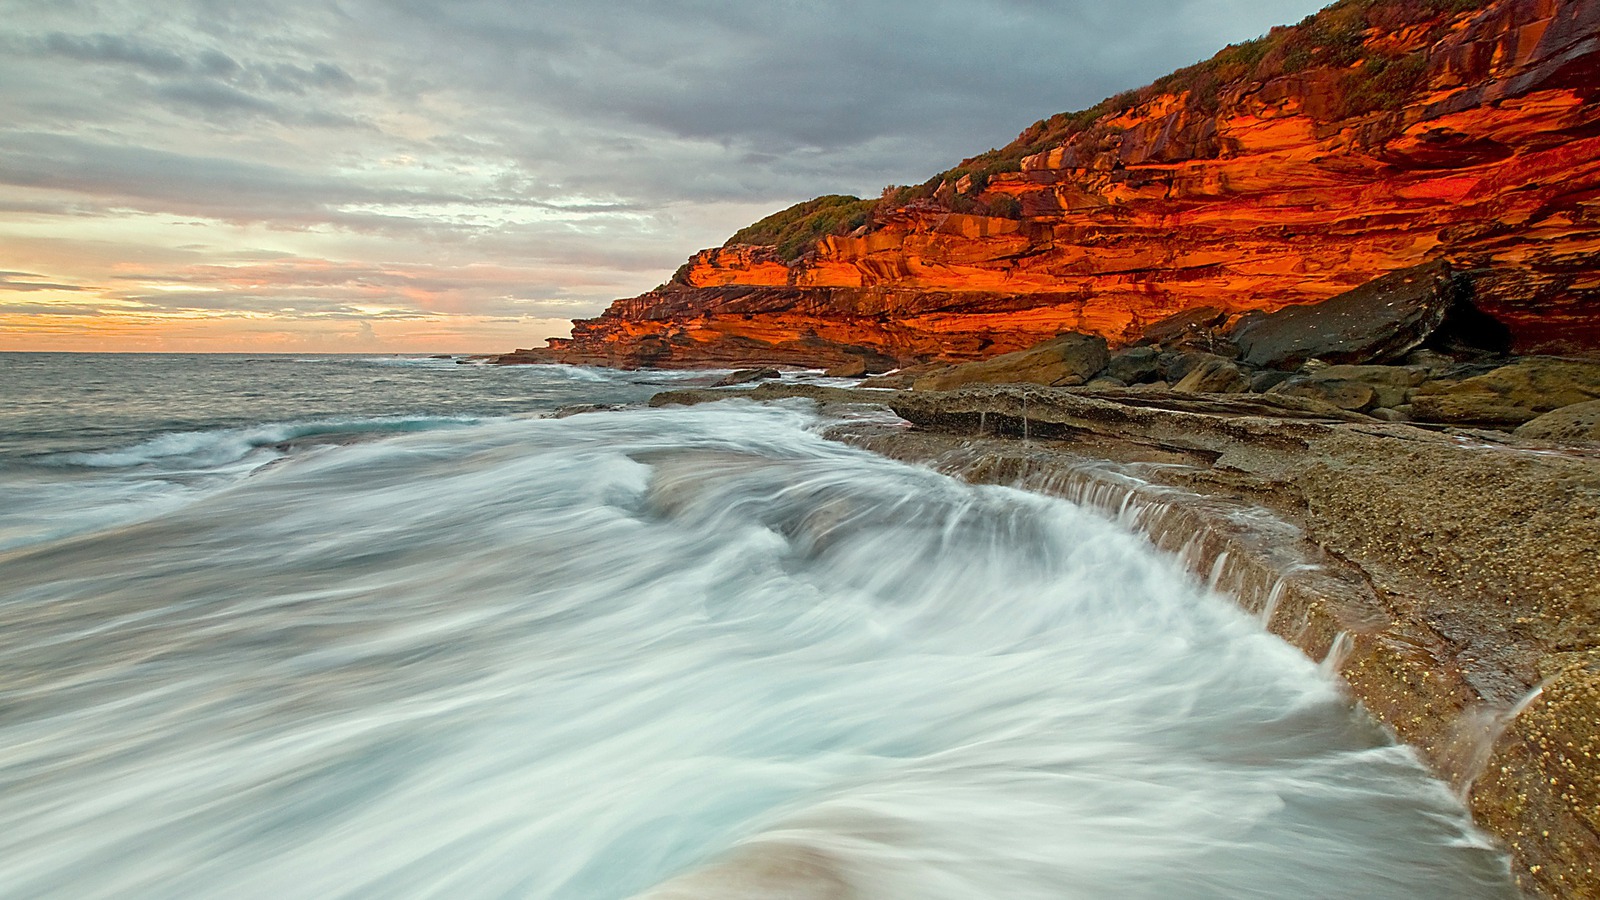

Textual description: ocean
[0,353,1516,898]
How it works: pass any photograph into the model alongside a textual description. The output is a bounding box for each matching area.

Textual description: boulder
[1137,306,1229,349]
[712,367,783,387]
[1515,400,1600,443]
[913,333,1110,391]
[1412,357,1600,426]
[1270,377,1379,411]
[1086,377,1128,390]
[1249,370,1293,393]
[823,358,868,378]
[1102,346,1161,384]
[1159,350,1233,384]
[1172,357,1250,393]
[1303,364,1428,409]
[1231,262,1464,369]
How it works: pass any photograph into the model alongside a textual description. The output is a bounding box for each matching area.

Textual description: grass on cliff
[724,195,877,261]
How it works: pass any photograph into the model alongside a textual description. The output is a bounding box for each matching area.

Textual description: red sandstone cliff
[542,0,1600,369]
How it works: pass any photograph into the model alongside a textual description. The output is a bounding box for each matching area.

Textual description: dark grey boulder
[1231,262,1466,369]
[1137,306,1229,349]
[712,367,783,387]
[1102,346,1161,384]
[1160,350,1235,384]
[1249,370,1293,393]
[1172,357,1250,393]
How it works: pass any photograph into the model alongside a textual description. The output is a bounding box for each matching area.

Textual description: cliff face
[550,0,1600,369]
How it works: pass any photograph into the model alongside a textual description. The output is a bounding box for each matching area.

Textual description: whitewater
[0,354,1516,898]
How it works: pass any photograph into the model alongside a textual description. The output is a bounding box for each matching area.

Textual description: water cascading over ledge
[846,387,1597,899]
[650,380,1600,897]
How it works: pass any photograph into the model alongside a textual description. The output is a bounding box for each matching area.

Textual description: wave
[48,416,484,471]
[357,356,461,368]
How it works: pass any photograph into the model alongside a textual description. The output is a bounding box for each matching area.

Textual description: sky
[0,0,1328,353]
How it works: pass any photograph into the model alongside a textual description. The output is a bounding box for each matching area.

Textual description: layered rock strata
[534,0,1600,369]
[646,381,1600,898]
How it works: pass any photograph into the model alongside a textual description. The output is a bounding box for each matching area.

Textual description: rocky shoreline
[644,378,1599,898]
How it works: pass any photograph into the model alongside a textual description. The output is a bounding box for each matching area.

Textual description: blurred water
[0,355,1516,898]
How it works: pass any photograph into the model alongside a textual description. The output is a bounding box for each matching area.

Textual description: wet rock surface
[648,381,1600,898]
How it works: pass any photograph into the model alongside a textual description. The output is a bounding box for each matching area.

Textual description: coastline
[648,381,1600,898]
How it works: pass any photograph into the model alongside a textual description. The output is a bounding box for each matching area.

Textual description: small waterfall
[1439,681,1552,798]
[1319,631,1355,678]
[861,437,1384,667]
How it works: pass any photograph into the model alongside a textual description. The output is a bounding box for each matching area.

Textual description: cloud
[38,32,188,75]
[0,271,90,291]
[0,131,645,235]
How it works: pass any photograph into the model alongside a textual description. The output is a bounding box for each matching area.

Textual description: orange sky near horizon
[0,310,578,354]
[0,236,587,354]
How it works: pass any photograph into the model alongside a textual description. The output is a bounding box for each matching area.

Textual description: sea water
[0,354,1517,898]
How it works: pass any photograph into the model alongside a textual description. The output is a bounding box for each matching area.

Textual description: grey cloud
[40,32,187,74]
[155,79,282,114]
[0,271,90,291]
[371,0,1323,155]
[0,132,644,234]
[257,61,356,94]
[35,30,357,96]
[196,48,240,76]
[24,27,365,131]
[0,301,111,315]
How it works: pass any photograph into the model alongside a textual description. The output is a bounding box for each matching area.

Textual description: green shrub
[724,194,877,261]
[987,195,1024,218]
[1342,51,1431,116]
